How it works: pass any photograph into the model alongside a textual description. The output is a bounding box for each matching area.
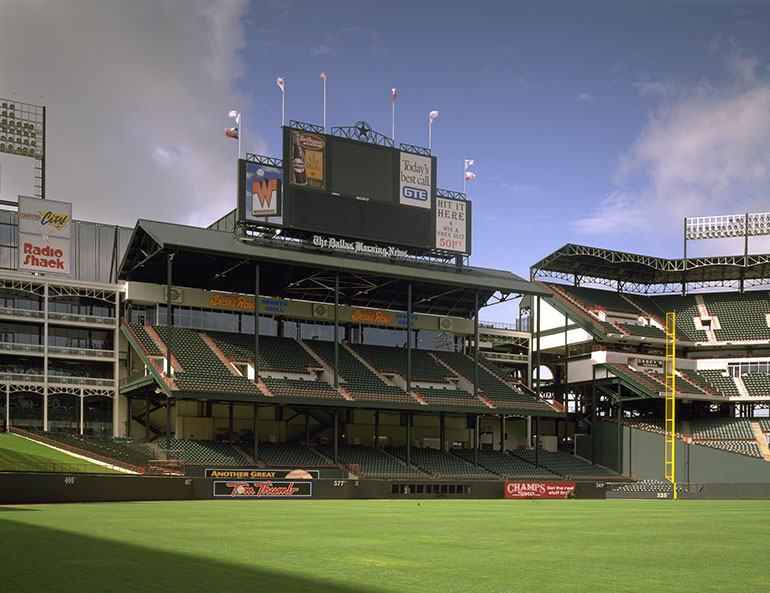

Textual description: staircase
[735,376,751,398]
[750,422,770,461]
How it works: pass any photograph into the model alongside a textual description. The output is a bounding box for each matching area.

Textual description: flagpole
[238,111,242,159]
[429,118,432,151]
[282,88,285,127]
[464,157,467,195]
[392,89,396,142]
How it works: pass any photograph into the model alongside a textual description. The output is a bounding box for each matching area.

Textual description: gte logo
[402,186,428,202]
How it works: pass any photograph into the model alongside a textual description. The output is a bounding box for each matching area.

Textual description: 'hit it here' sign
[18,196,72,276]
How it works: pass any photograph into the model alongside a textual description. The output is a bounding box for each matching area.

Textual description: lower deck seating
[316,443,426,478]
[387,446,496,478]
[510,448,618,477]
[252,442,334,467]
[165,439,251,465]
[452,448,557,478]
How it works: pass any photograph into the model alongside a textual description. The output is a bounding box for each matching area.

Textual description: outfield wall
[577,421,770,483]
[0,474,605,504]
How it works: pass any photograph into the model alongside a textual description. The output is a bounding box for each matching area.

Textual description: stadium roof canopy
[119,220,548,318]
[531,244,770,291]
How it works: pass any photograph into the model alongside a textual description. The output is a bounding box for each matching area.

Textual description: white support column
[79,388,84,435]
[43,282,49,432]
[113,288,120,437]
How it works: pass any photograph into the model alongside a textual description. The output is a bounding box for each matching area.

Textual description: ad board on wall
[17,195,72,275]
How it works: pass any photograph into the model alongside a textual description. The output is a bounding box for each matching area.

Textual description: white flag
[277,77,285,92]
[228,110,241,125]
[429,110,439,120]
[464,159,474,171]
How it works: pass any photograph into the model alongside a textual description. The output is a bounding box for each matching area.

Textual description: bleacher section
[510,448,619,478]
[741,372,770,396]
[250,442,334,467]
[304,340,417,404]
[414,386,486,408]
[618,323,666,339]
[434,351,554,411]
[126,322,164,356]
[165,439,251,465]
[703,292,770,341]
[560,285,638,315]
[153,326,261,395]
[452,448,557,478]
[645,294,700,341]
[316,444,426,477]
[689,418,755,440]
[351,344,451,383]
[695,370,740,396]
[387,446,496,478]
[261,377,345,400]
[36,432,155,468]
[207,331,318,373]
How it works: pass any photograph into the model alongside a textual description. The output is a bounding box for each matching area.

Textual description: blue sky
[2,1,770,320]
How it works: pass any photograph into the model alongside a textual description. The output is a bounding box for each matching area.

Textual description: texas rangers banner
[505,481,576,499]
[17,196,72,276]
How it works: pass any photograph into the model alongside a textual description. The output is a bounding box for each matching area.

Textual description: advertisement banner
[290,130,325,190]
[399,152,432,209]
[213,480,313,498]
[17,196,72,276]
[436,197,468,253]
[205,468,318,479]
[505,481,576,499]
[245,163,282,219]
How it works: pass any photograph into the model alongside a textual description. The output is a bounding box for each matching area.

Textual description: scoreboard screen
[238,124,471,255]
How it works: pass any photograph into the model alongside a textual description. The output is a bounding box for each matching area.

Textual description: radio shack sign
[17,196,72,276]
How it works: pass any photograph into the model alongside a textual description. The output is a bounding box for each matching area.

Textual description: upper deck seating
[703,291,770,341]
[741,372,770,396]
[253,442,333,467]
[207,332,317,373]
[304,340,416,404]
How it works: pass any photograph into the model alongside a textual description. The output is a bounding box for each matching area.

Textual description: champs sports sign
[505,481,576,499]
[213,480,312,498]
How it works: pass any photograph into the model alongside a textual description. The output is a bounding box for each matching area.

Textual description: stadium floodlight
[685,211,770,241]
[0,96,45,198]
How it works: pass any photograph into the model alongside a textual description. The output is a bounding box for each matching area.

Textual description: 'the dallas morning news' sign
[17,195,72,276]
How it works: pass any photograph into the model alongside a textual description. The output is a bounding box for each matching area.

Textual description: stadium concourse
[529,243,770,488]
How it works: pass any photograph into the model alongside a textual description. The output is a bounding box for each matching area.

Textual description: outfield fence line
[0,460,129,474]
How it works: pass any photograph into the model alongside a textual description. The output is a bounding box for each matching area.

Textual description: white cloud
[575,93,596,102]
[0,0,253,228]
[577,45,770,239]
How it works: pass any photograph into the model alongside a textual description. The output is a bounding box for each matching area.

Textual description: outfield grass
[0,433,121,473]
[1,499,768,592]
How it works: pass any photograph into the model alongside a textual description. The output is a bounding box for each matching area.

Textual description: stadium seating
[510,448,618,478]
[433,351,553,411]
[33,431,155,468]
[414,386,486,408]
[207,331,318,373]
[126,322,163,356]
[452,448,557,478]
[618,323,666,339]
[250,442,334,467]
[316,443,426,477]
[261,377,345,400]
[387,446,496,478]
[351,343,453,383]
[165,438,250,465]
[304,340,417,404]
[695,369,740,396]
[702,292,770,341]
[741,372,770,397]
[152,326,261,395]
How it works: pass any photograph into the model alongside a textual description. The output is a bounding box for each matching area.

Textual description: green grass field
[1,499,768,592]
[0,433,121,473]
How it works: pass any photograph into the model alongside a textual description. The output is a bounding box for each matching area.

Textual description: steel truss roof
[531,244,770,291]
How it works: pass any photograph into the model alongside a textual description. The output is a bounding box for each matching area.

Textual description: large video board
[237,124,471,254]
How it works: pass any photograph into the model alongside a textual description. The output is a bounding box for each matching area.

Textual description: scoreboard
[238,124,471,255]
